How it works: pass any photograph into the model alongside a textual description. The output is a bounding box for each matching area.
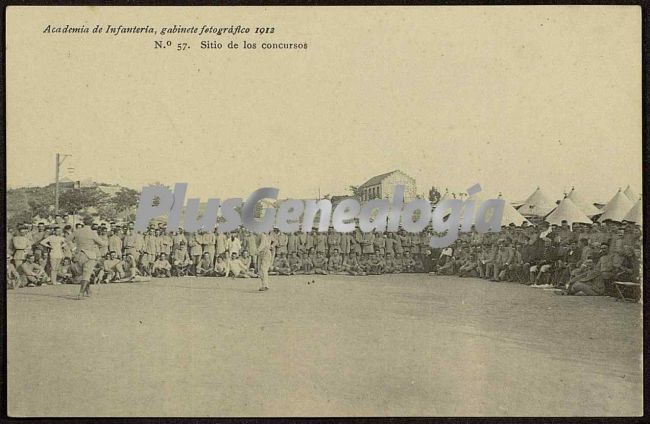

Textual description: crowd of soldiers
[6,214,642,298]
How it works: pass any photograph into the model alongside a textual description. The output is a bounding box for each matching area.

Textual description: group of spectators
[6,215,642,298]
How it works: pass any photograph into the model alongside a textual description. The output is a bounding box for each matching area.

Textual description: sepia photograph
[4,5,644,417]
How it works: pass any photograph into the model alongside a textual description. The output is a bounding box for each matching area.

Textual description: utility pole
[54,153,71,215]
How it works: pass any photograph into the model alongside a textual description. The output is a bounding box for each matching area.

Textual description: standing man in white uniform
[257,231,273,292]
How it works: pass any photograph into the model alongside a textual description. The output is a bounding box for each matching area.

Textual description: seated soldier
[213,255,228,277]
[20,253,49,286]
[483,245,498,279]
[118,254,140,281]
[412,253,424,273]
[57,257,74,284]
[302,250,314,275]
[557,259,600,296]
[225,252,256,278]
[358,253,372,274]
[491,241,509,282]
[196,252,215,276]
[421,248,436,274]
[7,256,22,289]
[172,242,192,276]
[102,251,124,283]
[139,250,153,277]
[506,242,524,282]
[378,253,389,273]
[367,253,384,275]
[152,253,172,278]
[311,251,328,275]
[342,252,365,276]
[458,252,478,277]
[560,243,615,296]
[402,250,416,273]
[383,252,396,274]
[476,245,489,278]
[91,259,105,286]
[612,244,635,282]
[327,248,345,274]
[275,252,292,276]
[239,250,258,277]
[288,252,303,275]
[392,252,404,273]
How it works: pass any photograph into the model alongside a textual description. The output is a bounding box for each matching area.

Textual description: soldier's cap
[109,250,116,254]
[26,253,34,258]
[180,240,186,244]
[38,222,45,226]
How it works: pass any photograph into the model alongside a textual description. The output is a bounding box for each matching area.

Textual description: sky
[6,6,642,205]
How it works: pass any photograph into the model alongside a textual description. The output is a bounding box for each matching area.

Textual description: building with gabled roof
[359,170,417,202]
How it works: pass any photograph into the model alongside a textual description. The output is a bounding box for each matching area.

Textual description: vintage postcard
[5,5,643,417]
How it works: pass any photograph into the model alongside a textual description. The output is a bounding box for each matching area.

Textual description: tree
[97,203,119,221]
[348,185,362,199]
[428,186,442,205]
[146,182,170,207]
[24,187,55,218]
[113,187,140,213]
[59,187,109,215]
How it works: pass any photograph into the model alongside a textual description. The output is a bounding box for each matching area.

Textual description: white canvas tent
[455,190,530,227]
[622,197,642,225]
[624,185,639,202]
[517,186,557,217]
[497,193,532,226]
[566,187,601,216]
[598,189,634,223]
[544,197,592,226]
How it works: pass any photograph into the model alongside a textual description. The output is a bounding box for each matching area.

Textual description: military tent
[622,197,642,225]
[598,189,634,222]
[623,185,639,202]
[566,187,601,216]
[517,186,557,217]
[544,197,592,226]
[456,190,530,227]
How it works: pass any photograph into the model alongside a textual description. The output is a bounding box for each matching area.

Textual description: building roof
[97,185,122,196]
[360,170,410,188]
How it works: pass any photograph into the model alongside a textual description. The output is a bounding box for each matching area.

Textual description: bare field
[7,274,643,416]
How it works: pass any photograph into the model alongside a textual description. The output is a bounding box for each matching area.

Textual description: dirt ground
[7,274,643,417]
